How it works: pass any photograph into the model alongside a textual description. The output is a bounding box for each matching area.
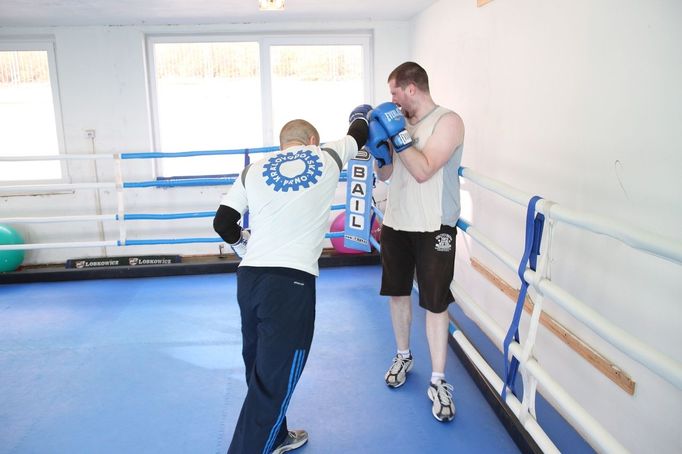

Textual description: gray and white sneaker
[427,379,455,422]
[384,354,413,388]
[272,429,308,454]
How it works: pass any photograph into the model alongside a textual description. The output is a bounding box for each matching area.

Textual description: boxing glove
[230,229,250,259]
[366,119,392,168]
[369,102,413,152]
[349,104,373,124]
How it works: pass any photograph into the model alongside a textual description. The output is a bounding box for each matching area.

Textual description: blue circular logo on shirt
[263,150,323,192]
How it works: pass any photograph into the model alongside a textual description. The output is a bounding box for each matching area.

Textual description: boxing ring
[1,146,681,453]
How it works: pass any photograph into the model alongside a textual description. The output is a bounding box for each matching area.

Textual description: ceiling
[0,0,439,28]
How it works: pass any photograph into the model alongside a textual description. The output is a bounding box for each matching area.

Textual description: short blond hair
[279,119,320,148]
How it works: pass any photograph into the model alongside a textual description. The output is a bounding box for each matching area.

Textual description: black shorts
[379,224,456,313]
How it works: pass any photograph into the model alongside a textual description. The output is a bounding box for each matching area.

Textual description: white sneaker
[427,379,455,422]
[384,354,413,388]
[271,429,308,454]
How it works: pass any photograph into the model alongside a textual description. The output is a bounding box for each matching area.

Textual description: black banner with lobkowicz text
[65,255,181,269]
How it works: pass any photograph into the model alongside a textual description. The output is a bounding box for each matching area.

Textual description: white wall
[411,0,681,452]
[0,21,410,265]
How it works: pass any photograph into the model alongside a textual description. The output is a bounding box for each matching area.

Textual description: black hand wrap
[213,205,242,244]
[347,119,369,150]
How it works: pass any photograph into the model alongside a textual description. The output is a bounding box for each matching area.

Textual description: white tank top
[383,106,463,232]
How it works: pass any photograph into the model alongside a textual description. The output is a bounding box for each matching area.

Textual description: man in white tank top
[374,62,465,422]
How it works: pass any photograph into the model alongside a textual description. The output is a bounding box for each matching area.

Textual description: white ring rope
[460,167,682,265]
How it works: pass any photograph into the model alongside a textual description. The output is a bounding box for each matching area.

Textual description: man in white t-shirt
[213,105,371,454]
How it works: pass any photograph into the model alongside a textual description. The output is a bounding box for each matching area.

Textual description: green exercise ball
[0,224,25,272]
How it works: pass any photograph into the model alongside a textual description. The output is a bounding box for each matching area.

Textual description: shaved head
[279,119,320,148]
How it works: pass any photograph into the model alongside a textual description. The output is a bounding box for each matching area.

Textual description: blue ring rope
[124,178,235,188]
[120,238,223,246]
[118,231,344,246]
[123,176,345,189]
[121,211,216,220]
[124,209,345,221]
[121,146,279,159]
[501,195,545,401]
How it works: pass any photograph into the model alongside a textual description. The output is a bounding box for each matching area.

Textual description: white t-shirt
[220,136,359,276]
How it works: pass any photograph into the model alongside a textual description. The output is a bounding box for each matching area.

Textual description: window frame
[0,37,67,184]
[145,32,372,179]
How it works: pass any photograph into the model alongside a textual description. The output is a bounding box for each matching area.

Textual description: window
[147,34,371,178]
[269,42,366,145]
[0,40,64,182]
[149,40,262,178]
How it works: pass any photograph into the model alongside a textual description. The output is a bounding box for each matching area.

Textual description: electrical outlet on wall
[85,129,96,139]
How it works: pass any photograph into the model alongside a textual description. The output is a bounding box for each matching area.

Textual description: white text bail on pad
[343,149,374,252]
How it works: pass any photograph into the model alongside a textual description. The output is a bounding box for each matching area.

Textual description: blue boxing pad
[366,119,392,168]
[369,102,413,152]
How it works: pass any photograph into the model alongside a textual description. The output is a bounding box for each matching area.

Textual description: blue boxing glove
[366,119,392,168]
[349,104,373,124]
[369,102,413,152]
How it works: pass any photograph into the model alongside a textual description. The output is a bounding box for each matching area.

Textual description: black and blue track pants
[227,266,316,454]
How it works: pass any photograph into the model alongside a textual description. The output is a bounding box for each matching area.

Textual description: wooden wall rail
[470,258,636,395]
